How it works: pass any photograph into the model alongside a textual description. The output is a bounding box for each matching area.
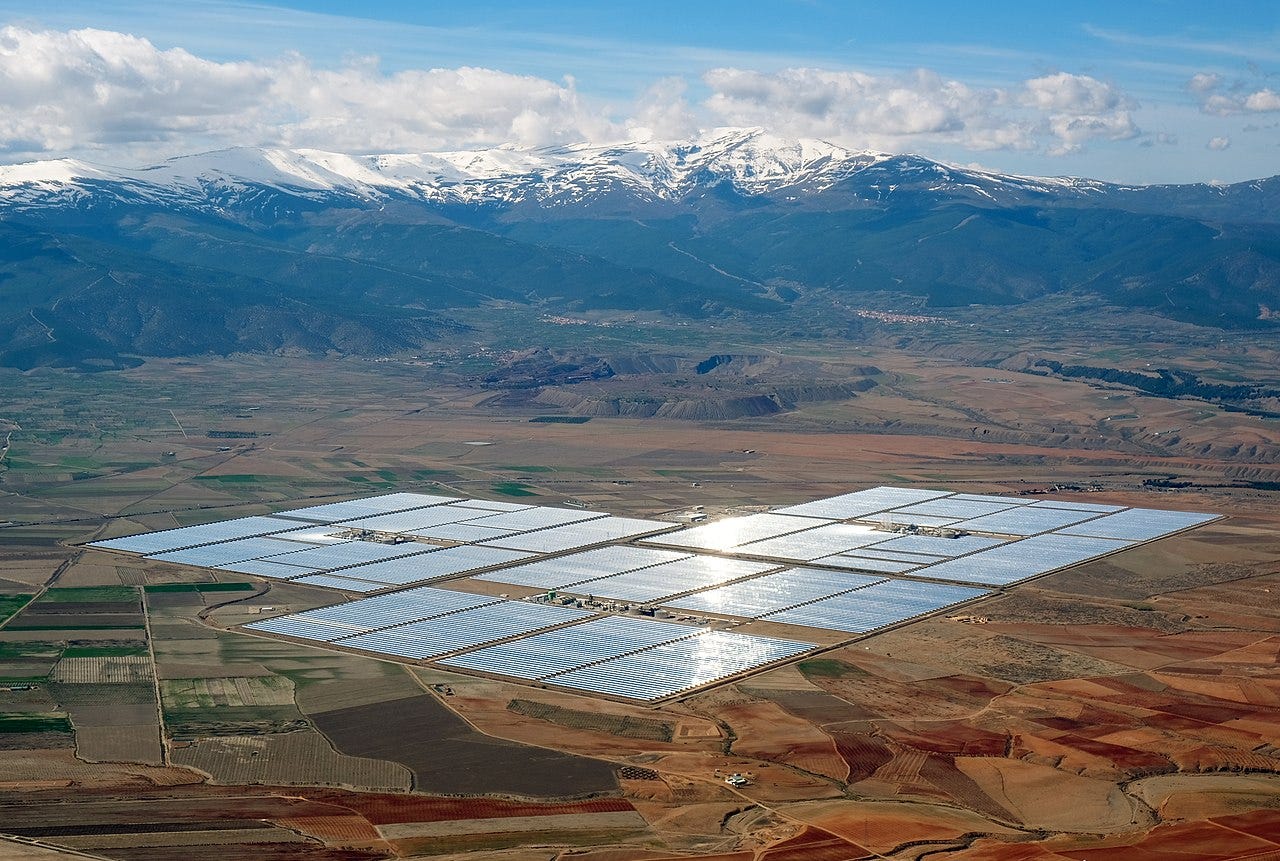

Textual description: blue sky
[0,1,1276,182]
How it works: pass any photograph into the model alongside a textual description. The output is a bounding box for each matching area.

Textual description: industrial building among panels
[88,486,1219,702]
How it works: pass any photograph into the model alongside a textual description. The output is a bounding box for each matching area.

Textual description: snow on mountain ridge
[0,128,1133,210]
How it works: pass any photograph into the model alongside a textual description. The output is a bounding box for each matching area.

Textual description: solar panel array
[642,512,831,552]
[773,486,949,520]
[667,568,885,618]
[326,546,534,587]
[87,493,686,594]
[290,574,385,592]
[90,486,1219,701]
[438,615,816,700]
[764,580,989,633]
[274,493,459,524]
[89,515,307,555]
[245,586,590,660]
[337,507,495,534]
[439,615,699,680]
[811,554,922,574]
[340,602,593,660]
[472,546,689,590]
[1061,507,1219,541]
[913,533,1136,586]
[948,506,1099,536]
[244,586,498,639]
[483,516,677,553]
[733,523,888,561]
[868,534,1006,557]
[148,536,326,568]
[220,558,324,578]
[547,629,815,700]
[560,556,779,604]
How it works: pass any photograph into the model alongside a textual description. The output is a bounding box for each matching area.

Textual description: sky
[0,1,1276,183]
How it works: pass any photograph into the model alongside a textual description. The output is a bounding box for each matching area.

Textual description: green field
[63,642,149,657]
[797,658,864,679]
[0,594,34,624]
[0,642,62,660]
[0,713,73,733]
[144,582,255,594]
[37,586,137,603]
[492,482,537,496]
[11,625,146,631]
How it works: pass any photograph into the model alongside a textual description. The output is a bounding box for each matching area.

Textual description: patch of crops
[507,699,673,741]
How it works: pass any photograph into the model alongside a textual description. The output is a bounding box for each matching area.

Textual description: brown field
[2,345,1280,858]
[310,693,620,796]
[170,731,410,791]
[51,656,152,684]
[293,668,423,714]
[0,748,198,788]
[74,725,163,766]
[159,676,296,708]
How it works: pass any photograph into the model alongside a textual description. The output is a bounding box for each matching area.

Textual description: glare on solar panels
[643,512,828,552]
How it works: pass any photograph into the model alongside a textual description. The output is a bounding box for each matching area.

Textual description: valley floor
[1,345,1278,860]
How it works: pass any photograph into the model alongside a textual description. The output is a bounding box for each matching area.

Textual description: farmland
[1,339,1279,859]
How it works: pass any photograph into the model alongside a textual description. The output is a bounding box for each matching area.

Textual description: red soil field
[100,847,385,861]
[832,733,893,782]
[1053,818,1280,860]
[878,721,1009,756]
[1211,810,1280,844]
[301,790,636,825]
[273,816,383,843]
[917,755,1013,821]
[760,827,871,860]
[1051,734,1174,771]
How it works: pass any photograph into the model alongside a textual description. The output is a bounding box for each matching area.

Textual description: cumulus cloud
[0,25,615,160]
[700,67,1137,155]
[1244,89,1280,112]
[626,77,699,142]
[1187,72,1222,94]
[1021,73,1138,154]
[1187,71,1280,115]
[0,24,1146,164]
[702,67,1022,149]
[1208,136,1231,150]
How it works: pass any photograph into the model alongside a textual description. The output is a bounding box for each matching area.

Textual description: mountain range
[2,128,1278,369]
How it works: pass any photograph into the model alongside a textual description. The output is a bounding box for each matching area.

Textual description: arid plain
[2,327,1279,860]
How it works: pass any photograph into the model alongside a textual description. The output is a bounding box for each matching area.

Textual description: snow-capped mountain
[0,128,1134,213]
[4,127,1278,222]
[1,127,1278,371]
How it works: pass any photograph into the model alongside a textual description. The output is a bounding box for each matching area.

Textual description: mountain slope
[1,129,1278,368]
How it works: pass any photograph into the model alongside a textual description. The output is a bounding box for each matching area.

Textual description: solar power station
[89,486,1218,702]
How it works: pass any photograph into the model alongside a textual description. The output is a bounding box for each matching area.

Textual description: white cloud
[701,67,1137,155]
[1022,72,1124,114]
[0,25,616,160]
[1021,73,1138,154]
[1187,72,1222,94]
[1208,136,1231,150]
[0,24,1145,165]
[1188,71,1280,115]
[626,77,699,142]
[1200,89,1280,115]
[1244,89,1280,112]
[702,67,1022,149]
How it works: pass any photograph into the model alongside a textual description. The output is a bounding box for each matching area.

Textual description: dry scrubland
[1,336,1279,860]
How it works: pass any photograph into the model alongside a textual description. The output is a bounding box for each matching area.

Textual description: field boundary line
[0,834,117,860]
[140,586,169,766]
